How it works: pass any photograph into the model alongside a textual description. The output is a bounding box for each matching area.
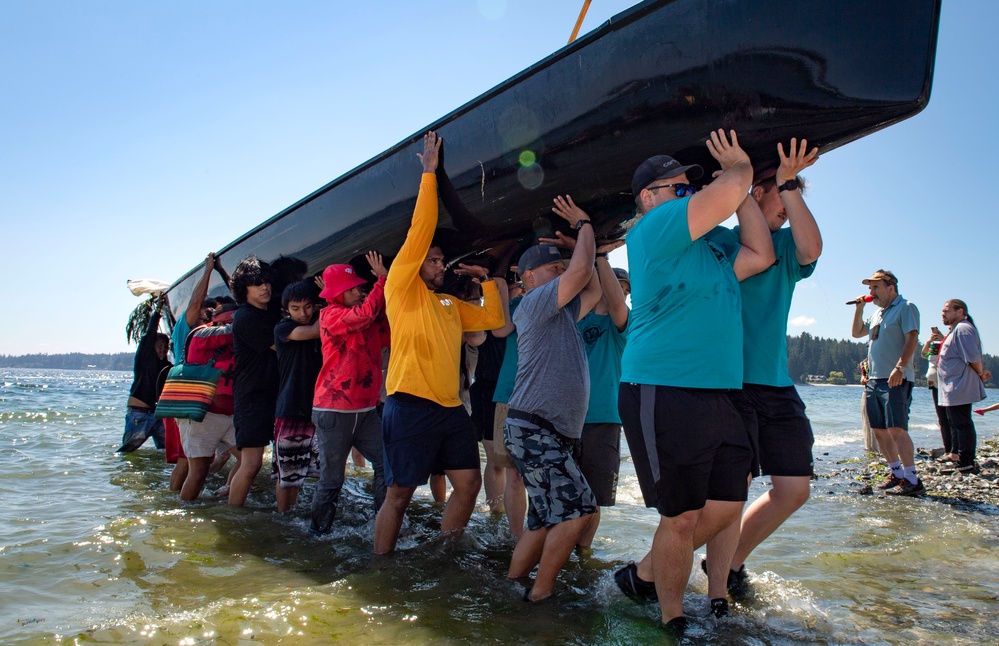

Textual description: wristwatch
[573,219,592,231]
[777,179,799,193]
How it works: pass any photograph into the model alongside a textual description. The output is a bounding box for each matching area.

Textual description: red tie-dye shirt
[312,276,390,411]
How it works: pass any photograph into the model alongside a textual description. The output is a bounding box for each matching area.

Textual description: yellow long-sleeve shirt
[385,173,505,407]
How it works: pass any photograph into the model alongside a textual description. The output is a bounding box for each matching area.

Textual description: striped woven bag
[154,362,221,422]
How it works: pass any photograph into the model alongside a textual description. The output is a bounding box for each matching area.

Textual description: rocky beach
[855,438,999,508]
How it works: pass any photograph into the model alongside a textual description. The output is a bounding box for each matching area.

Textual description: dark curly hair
[229,255,273,305]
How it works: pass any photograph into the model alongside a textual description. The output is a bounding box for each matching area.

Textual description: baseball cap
[861,269,898,287]
[631,154,704,196]
[612,268,630,282]
[518,244,564,273]
[319,264,367,299]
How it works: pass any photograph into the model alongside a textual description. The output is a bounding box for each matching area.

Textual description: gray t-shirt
[507,277,589,439]
[937,319,986,407]
[866,295,919,381]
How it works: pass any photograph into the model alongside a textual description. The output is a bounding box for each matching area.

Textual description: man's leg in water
[504,466,527,538]
[700,500,745,600]
[654,510,699,624]
[731,475,809,569]
[440,468,481,535]
[529,514,593,600]
[181,457,212,501]
[508,527,547,579]
[374,485,416,554]
[170,458,189,492]
[635,499,743,582]
[430,473,447,502]
[228,446,264,506]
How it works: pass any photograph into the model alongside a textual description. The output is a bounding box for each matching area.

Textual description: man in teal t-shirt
[705,138,823,596]
[574,255,629,551]
[613,130,775,636]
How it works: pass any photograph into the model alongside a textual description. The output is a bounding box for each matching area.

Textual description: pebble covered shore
[854,438,999,507]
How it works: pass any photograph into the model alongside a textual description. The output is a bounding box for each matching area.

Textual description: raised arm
[213,254,231,291]
[851,301,870,339]
[576,268,602,321]
[489,277,515,338]
[595,240,628,331]
[387,132,442,290]
[732,194,775,281]
[777,138,822,265]
[323,254,389,336]
[550,195,595,309]
[687,129,753,241]
[184,253,216,327]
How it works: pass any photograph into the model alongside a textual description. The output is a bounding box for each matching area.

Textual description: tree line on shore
[2,334,997,386]
[789,332,998,387]
[0,352,134,371]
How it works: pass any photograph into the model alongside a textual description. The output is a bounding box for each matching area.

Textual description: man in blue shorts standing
[851,270,923,496]
[504,194,602,602]
[613,130,775,635]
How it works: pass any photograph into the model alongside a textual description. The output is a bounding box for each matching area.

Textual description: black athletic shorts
[234,399,276,449]
[738,383,814,477]
[469,379,498,442]
[579,422,622,506]
[382,392,480,488]
[618,383,752,518]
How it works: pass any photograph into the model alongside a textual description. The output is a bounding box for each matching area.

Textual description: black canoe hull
[166,0,941,311]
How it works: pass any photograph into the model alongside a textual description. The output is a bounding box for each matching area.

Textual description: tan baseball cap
[861,269,898,286]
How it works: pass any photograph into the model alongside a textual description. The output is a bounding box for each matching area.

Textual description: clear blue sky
[1,1,996,355]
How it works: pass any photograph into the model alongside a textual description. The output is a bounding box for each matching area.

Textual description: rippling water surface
[1,370,997,644]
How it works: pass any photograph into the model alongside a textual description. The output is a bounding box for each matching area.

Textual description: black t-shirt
[274,317,322,419]
[232,303,280,405]
[473,333,506,386]
[129,310,172,408]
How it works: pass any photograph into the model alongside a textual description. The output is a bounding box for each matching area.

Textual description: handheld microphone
[846,295,874,305]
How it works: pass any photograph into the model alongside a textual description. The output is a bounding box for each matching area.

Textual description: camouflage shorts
[504,418,597,531]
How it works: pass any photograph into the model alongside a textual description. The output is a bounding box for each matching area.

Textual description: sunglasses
[647,182,697,197]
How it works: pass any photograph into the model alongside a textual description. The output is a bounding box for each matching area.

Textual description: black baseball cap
[518,244,563,272]
[631,155,704,196]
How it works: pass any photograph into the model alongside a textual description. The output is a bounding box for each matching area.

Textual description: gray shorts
[504,418,597,531]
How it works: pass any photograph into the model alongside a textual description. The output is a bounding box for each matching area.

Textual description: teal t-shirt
[620,196,743,389]
[736,227,816,387]
[492,296,522,404]
[171,316,192,364]
[578,311,626,424]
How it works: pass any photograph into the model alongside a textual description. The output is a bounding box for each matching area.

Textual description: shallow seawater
[1,370,998,644]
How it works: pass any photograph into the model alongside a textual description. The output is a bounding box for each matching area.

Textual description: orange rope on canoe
[568,0,593,43]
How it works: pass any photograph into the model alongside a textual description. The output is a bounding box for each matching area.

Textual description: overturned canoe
[166,0,941,311]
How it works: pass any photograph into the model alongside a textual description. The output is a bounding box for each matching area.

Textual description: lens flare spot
[477,0,507,20]
[517,164,545,190]
[519,150,536,167]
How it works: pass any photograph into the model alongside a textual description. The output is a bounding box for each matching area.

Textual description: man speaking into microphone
[851,270,923,496]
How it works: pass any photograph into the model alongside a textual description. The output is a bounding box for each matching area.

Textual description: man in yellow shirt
[373,131,506,554]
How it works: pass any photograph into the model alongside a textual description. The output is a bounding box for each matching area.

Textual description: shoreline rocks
[855,438,999,508]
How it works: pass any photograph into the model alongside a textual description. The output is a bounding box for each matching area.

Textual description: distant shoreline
[0,352,133,371]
